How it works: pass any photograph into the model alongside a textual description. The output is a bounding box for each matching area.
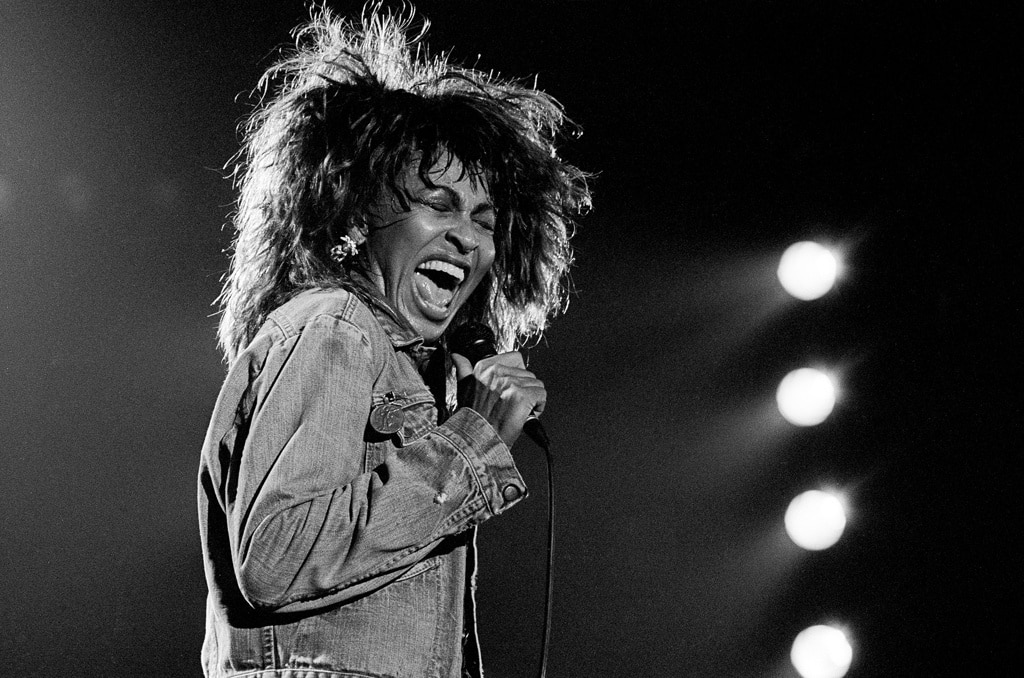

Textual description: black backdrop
[1,1,1019,676]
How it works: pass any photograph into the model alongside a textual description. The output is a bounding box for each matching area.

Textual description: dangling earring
[330,235,360,264]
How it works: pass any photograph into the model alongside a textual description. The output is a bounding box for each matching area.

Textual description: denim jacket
[198,284,528,678]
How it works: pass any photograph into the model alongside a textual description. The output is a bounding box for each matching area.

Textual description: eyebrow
[425,185,495,215]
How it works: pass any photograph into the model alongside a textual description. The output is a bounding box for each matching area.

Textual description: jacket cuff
[439,407,528,517]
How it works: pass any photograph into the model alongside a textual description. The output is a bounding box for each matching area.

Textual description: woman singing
[198,6,590,678]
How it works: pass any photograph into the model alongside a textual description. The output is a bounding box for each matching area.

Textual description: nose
[446,216,480,254]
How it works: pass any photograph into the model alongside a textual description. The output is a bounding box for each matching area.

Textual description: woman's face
[363,156,497,342]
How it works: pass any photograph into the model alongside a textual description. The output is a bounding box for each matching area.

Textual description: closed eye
[416,198,451,212]
[471,204,496,233]
[416,186,495,231]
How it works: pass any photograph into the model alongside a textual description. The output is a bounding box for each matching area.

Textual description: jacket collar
[345,271,450,409]
[345,270,425,352]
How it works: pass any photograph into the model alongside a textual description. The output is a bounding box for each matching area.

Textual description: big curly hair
[217,4,591,362]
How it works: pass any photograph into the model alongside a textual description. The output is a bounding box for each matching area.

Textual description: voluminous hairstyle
[217,4,591,362]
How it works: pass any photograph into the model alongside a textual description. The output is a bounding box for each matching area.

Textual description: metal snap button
[502,484,522,502]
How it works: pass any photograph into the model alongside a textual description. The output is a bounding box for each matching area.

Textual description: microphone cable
[536,433,554,678]
[447,323,555,678]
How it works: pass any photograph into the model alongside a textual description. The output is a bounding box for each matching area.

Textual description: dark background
[1,1,1019,676]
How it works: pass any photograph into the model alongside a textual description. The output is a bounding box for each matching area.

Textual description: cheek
[364,233,390,266]
[366,231,411,279]
[481,240,497,272]
[474,247,497,288]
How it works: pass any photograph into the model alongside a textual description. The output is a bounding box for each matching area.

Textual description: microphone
[448,322,550,450]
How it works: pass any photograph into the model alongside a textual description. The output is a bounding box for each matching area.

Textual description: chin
[402,309,447,343]
[416,324,446,343]
[402,291,467,343]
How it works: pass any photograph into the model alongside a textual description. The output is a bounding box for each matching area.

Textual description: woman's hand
[451,351,546,448]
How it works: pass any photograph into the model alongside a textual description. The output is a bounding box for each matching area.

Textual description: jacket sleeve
[225,313,526,613]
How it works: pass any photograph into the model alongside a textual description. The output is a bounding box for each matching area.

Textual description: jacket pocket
[363,390,437,471]
[393,556,441,582]
[368,389,437,443]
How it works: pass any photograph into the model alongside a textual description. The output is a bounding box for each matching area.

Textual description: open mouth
[413,260,466,317]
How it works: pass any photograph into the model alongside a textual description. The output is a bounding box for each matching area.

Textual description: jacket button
[502,484,521,502]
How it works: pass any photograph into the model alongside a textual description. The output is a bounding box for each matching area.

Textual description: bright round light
[785,490,847,550]
[778,241,839,300]
[791,625,853,678]
[776,368,836,426]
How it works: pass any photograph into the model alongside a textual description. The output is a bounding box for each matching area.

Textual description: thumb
[451,352,473,381]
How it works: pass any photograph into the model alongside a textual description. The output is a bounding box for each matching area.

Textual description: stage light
[790,624,853,678]
[776,368,836,426]
[785,490,846,550]
[777,241,839,300]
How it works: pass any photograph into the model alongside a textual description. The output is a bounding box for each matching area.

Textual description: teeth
[416,260,465,284]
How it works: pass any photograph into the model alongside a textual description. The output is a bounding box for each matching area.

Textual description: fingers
[452,351,546,447]
[474,357,543,414]
[476,351,525,371]
[451,350,523,380]
[451,353,473,381]
[490,372,545,418]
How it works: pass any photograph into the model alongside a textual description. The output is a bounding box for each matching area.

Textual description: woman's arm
[223,314,525,614]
